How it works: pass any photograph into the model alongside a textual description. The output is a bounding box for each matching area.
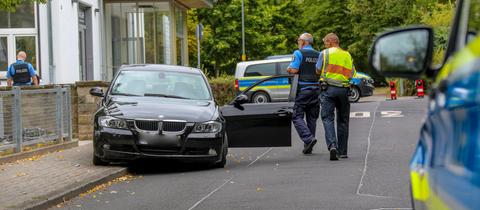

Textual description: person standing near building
[287,33,320,155]
[316,33,356,161]
[7,51,38,86]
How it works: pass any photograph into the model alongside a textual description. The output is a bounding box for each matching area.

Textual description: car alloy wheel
[349,87,360,103]
[252,92,270,103]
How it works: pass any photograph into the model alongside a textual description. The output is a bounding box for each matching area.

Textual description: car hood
[105,96,216,122]
[355,72,372,79]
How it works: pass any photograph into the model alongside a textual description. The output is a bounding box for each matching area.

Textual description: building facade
[0,0,211,84]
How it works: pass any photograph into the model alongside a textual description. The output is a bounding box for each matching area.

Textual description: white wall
[39,0,102,84]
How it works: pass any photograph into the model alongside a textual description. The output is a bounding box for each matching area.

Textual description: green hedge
[208,75,236,106]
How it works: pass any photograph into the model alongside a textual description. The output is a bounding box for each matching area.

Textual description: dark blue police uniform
[7,60,36,86]
[288,45,320,151]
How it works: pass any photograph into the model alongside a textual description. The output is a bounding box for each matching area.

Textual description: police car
[234,57,374,103]
[370,0,480,209]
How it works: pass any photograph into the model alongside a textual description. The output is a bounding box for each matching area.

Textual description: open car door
[221,75,298,147]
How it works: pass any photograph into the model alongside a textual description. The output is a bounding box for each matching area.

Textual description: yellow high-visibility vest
[320,47,356,87]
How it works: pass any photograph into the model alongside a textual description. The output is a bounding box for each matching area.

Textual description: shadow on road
[126,159,214,175]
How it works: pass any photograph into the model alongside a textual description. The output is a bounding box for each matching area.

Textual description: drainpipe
[36,2,42,78]
[47,0,56,84]
[99,1,106,81]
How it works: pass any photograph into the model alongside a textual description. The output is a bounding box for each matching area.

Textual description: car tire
[93,152,109,166]
[349,87,361,103]
[93,143,109,166]
[212,135,228,168]
[251,91,270,103]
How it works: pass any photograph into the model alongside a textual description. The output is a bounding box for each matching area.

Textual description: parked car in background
[235,57,375,103]
[370,0,480,209]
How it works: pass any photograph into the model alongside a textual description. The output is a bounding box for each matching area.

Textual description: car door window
[244,63,276,77]
[278,62,290,75]
[466,0,480,44]
[243,76,293,104]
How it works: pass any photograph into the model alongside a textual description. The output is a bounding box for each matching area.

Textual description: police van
[234,57,375,103]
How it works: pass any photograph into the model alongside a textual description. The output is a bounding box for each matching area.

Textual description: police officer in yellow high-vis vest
[316,33,356,161]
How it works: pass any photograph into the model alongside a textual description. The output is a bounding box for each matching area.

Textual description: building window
[0,3,38,75]
[0,4,35,28]
[175,6,186,66]
[0,37,8,71]
[105,2,172,75]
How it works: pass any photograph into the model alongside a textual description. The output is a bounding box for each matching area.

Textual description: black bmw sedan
[91,64,297,168]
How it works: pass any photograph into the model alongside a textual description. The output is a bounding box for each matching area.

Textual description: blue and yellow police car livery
[234,57,375,103]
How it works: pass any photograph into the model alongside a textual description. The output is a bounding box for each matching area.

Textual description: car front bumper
[360,83,375,97]
[94,127,224,162]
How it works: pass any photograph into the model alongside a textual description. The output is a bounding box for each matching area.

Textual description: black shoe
[303,140,317,154]
[339,154,348,159]
[330,148,339,161]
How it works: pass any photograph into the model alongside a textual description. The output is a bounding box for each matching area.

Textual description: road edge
[23,167,128,210]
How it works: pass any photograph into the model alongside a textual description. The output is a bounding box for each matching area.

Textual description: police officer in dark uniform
[287,33,320,154]
[7,51,38,86]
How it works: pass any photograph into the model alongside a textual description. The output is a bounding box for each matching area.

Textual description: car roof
[236,57,292,69]
[119,64,203,74]
[265,54,293,60]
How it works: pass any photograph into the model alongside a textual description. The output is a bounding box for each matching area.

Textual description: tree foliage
[0,0,46,12]
[191,0,301,76]
[188,0,455,81]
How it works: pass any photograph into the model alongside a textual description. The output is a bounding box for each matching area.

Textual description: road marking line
[358,193,392,199]
[247,148,273,167]
[350,112,371,118]
[188,148,272,209]
[187,177,234,210]
[370,208,412,210]
[356,101,389,198]
[381,111,404,118]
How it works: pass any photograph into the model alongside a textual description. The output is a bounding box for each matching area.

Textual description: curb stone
[23,167,128,210]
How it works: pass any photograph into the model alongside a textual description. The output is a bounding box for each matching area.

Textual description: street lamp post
[241,0,246,61]
[196,23,203,69]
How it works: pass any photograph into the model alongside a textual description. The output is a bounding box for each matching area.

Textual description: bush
[208,75,236,106]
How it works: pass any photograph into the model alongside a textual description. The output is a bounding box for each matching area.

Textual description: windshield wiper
[144,93,189,99]
[111,92,141,96]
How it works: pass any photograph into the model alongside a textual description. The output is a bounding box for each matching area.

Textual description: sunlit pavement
[58,96,427,210]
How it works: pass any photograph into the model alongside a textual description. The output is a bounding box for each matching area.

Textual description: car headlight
[193,121,222,133]
[98,116,128,129]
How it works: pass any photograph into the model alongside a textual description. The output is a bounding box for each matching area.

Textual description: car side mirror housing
[369,26,434,79]
[234,94,249,105]
[90,87,104,97]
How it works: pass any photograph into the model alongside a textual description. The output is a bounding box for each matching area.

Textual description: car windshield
[110,70,211,100]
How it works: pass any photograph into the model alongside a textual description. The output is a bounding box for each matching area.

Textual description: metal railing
[0,86,72,154]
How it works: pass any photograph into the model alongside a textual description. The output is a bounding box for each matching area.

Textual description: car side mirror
[90,87,104,97]
[370,26,434,79]
[234,94,249,105]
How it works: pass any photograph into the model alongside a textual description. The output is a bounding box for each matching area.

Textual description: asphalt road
[57,97,428,210]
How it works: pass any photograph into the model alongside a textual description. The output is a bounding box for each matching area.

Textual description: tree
[0,0,46,12]
[190,0,302,76]
[188,0,455,82]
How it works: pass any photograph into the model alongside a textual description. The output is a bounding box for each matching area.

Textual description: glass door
[14,36,37,70]
[0,37,8,71]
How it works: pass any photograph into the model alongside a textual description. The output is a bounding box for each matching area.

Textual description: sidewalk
[0,141,127,210]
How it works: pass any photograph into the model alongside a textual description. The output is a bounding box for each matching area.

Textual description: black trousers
[292,88,320,144]
[320,86,350,155]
